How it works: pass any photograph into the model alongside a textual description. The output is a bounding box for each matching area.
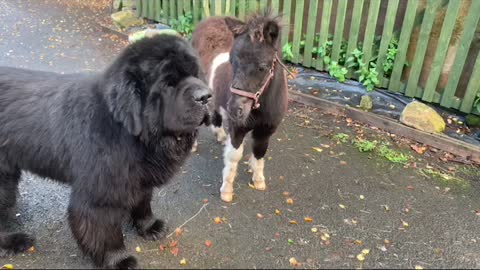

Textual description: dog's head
[104,35,211,138]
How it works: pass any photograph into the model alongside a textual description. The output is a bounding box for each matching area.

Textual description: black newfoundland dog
[0,34,211,268]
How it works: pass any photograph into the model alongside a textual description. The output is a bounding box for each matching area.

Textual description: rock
[359,95,373,111]
[121,0,136,10]
[111,10,143,29]
[466,114,480,128]
[400,101,446,133]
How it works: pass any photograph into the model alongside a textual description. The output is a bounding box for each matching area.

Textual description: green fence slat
[271,0,280,16]
[215,0,222,15]
[303,0,319,67]
[239,0,246,20]
[405,0,441,97]
[177,0,184,16]
[316,0,333,70]
[362,0,381,64]
[460,53,480,112]
[136,0,142,17]
[441,0,480,108]
[260,0,267,12]
[169,0,176,21]
[280,0,292,48]
[375,0,399,80]
[389,0,418,92]
[247,0,257,14]
[291,0,305,64]
[184,0,192,13]
[422,0,461,102]
[142,0,148,18]
[227,0,234,16]
[154,0,161,22]
[331,0,347,63]
[346,0,364,78]
[149,0,156,19]
[193,0,200,23]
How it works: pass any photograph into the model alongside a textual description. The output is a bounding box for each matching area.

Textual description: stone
[466,114,480,128]
[359,95,373,111]
[400,101,446,133]
[111,10,143,29]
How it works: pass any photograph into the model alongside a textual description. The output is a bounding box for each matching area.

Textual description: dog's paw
[0,232,35,254]
[136,219,167,241]
[114,256,137,269]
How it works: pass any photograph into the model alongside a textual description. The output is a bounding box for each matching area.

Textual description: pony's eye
[258,64,268,72]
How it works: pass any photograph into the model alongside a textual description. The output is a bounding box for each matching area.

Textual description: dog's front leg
[68,197,136,269]
[131,189,166,241]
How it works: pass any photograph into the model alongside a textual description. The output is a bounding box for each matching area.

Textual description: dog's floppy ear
[106,69,143,136]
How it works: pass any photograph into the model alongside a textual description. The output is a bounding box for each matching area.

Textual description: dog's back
[0,67,93,183]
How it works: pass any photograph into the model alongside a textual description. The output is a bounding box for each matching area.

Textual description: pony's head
[224,12,281,122]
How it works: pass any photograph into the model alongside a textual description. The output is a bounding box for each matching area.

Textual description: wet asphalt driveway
[1,1,480,269]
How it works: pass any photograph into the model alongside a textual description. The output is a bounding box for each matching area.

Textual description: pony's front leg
[249,128,274,191]
[220,131,246,202]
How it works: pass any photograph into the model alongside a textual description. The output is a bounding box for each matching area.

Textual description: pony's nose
[194,89,212,105]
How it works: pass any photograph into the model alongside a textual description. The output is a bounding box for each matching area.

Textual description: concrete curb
[289,90,480,164]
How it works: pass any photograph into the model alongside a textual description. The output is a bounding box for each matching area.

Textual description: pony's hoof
[249,180,266,191]
[220,192,233,202]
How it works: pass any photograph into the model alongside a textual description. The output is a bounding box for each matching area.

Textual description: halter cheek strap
[229,54,278,109]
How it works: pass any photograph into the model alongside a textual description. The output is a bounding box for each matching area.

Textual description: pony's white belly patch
[209,52,230,89]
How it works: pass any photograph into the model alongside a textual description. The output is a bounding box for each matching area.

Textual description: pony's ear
[263,20,280,45]
[106,68,144,136]
[225,17,246,37]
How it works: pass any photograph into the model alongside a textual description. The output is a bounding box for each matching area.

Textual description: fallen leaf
[256,213,264,219]
[383,205,390,212]
[354,240,363,245]
[356,253,365,261]
[275,209,281,215]
[320,232,330,241]
[202,199,209,204]
[340,160,347,165]
[288,238,294,245]
[275,233,281,238]
[286,198,294,205]
[312,147,323,153]
[214,217,222,224]
[339,204,346,209]
[406,186,415,191]
[168,240,178,248]
[410,144,427,154]
[289,220,298,225]
[175,227,183,236]
[401,219,409,228]
[289,257,299,266]
[27,246,35,253]
[304,217,313,223]
[415,266,423,270]
[179,258,187,266]
[159,244,167,251]
[1,265,13,270]
[361,249,370,255]
[282,191,290,196]
[135,246,142,253]
[475,209,480,216]
[311,227,318,233]
[205,240,212,248]
[279,175,285,181]
[170,247,179,256]
[359,195,365,200]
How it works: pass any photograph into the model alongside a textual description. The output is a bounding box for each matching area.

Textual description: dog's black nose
[194,89,211,105]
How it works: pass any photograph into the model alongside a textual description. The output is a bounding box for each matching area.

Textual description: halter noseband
[229,54,279,109]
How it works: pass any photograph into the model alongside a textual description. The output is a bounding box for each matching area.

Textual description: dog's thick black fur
[0,35,211,269]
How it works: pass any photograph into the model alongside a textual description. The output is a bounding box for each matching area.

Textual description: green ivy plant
[474,92,480,113]
[169,12,194,39]
[383,38,398,77]
[357,62,380,92]
[282,42,294,62]
[327,61,348,83]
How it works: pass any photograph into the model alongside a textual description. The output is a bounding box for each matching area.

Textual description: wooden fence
[136,0,480,115]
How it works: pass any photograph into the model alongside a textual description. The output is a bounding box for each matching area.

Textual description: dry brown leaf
[205,240,213,248]
[214,217,222,224]
[304,217,313,223]
[286,198,294,205]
